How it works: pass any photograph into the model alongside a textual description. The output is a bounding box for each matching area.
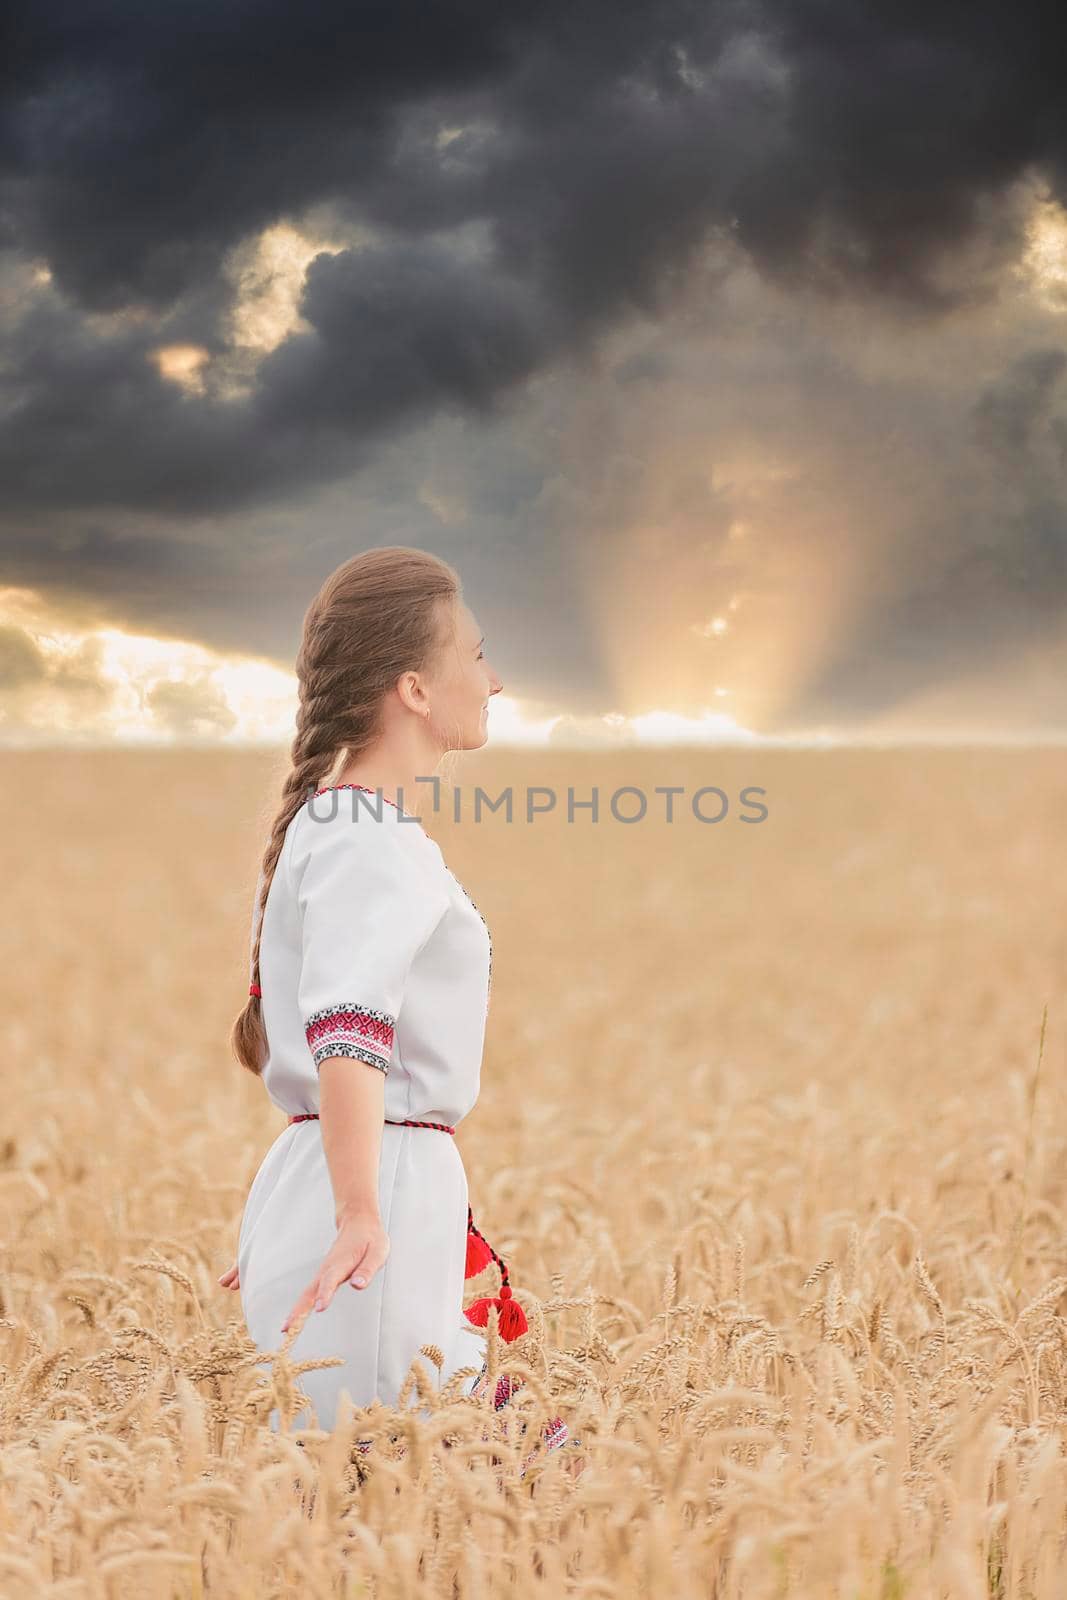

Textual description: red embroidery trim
[305,1005,394,1064]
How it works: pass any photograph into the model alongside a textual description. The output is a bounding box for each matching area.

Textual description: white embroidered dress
[236,784,492,1431]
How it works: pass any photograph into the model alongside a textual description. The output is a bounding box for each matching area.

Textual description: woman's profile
[218,546,566,1455]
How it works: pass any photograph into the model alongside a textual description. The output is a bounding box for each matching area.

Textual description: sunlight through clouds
[151,344,211,395]
[1016,186,1067,312]
[224,221,349,355]
[0,591,788,747]
[94,630,298,743]
[0,591,297,746]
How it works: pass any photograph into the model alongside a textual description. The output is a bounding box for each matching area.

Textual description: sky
[1,1,1066,748]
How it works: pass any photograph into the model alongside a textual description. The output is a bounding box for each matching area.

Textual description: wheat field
[1,743,1064,1598]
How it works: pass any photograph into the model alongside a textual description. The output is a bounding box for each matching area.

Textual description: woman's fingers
[280,1221,391,1332]
[312,1237,373,1312]
[217,1262,240,1289]
[282,1254,351,1330]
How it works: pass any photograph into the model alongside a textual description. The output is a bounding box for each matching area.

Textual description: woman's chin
[451,721,490,752]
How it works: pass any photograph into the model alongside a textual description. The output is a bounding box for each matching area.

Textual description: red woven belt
[288,1112,528,1342]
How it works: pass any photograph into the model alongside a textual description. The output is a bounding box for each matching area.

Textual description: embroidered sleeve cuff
[305,1003,395,1074]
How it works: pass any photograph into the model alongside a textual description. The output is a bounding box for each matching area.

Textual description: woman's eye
[477,651,484,660]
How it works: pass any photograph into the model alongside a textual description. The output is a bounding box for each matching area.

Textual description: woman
[218,546,559,1448]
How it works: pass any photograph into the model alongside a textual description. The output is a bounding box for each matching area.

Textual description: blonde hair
[231,545,460,1076]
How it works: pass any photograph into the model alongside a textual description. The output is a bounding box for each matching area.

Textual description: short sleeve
[289,810,449,1075]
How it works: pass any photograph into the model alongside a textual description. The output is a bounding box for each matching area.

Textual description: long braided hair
[231,545,460,1077]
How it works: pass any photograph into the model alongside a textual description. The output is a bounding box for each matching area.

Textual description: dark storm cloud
[253,241,559,430]
[3,1,1067,514]
[0,248,556,517]
[3,0,1067,734]
[730,3,1067,310]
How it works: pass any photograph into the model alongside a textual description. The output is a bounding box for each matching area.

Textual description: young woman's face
[426,599,503,750]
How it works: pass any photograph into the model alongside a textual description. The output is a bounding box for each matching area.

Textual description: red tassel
[463,1203,529,1341]
[465,1226,494,1279]
[464,1283,529,1342]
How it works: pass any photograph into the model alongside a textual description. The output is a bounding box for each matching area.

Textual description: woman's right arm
[321,1054,386,1226]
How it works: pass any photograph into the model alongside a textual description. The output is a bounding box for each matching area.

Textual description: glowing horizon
[1,589,1064,750]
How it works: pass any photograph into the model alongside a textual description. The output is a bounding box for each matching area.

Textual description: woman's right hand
[280,1208,391,1333]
